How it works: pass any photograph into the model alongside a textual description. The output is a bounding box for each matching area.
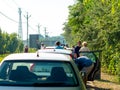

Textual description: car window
[0,60,78,86]
[80,52,96,63]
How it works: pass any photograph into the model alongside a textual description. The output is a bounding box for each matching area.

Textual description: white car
[45,46,56,49]
[37,49,73,58]
[0,53,86,90]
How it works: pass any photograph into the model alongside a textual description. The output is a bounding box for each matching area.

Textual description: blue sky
[0,0,74,40]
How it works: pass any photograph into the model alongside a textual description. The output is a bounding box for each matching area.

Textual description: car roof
[37,49,72,54]
[45,46,56,49]
[2,53,72,61]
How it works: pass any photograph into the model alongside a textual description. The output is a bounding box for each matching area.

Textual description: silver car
[0,53,86,90]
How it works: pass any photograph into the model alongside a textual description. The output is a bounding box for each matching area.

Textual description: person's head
[25,45,28,48]
[41,43,44,46]
[82,41,87,47]
[55,41,61,46]
[73,53,78,59]
[72,45,75,48]
[77,41,81,46]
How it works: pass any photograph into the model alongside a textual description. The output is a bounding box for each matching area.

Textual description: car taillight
[70,54,73,59]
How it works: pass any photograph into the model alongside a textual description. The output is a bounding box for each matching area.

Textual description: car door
[79,50,102,81]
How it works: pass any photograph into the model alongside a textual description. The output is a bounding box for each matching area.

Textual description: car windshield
[0,60,78,87]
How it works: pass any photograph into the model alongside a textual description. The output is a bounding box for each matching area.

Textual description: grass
[0,48,37,62]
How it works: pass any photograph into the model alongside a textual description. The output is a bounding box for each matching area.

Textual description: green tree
[7,33,19,53]
[63,0,120,78]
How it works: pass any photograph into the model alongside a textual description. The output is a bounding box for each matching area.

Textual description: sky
[0,0,74,40]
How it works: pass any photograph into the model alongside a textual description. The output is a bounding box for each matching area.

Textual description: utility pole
[24,12,31,46]
[44,27,47,38]
[37,24,41,35]
[37,24,41,41]
[18,8,23,40]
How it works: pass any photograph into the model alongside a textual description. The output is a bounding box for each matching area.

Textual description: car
[37,49,101,84]
[0,53,86,90]
[37,49,73,58]
[45,46,56,49]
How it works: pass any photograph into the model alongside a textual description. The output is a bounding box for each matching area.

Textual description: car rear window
[0,60,79,87]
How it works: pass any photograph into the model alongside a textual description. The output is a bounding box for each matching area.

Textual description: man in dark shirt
[73,41,81,58]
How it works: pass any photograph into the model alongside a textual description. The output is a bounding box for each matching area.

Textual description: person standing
[73,41,82,59]
[79,41,90,56]
[41,43,45,49]
[55,41,63,49]
[24,45,28,53]
[80,41,90,51]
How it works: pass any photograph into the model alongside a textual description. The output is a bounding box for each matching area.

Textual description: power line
[1,0,44,38]
[7,0,44,33]
[11,0,40,34]
[0,11,18,23]
[29,24,38,33]
[11,0,20,8]
[2,0,18,12]
[0,11,39,33]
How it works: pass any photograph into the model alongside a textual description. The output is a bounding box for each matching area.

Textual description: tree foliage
[0,28,24,53]
[63,0,120,79]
